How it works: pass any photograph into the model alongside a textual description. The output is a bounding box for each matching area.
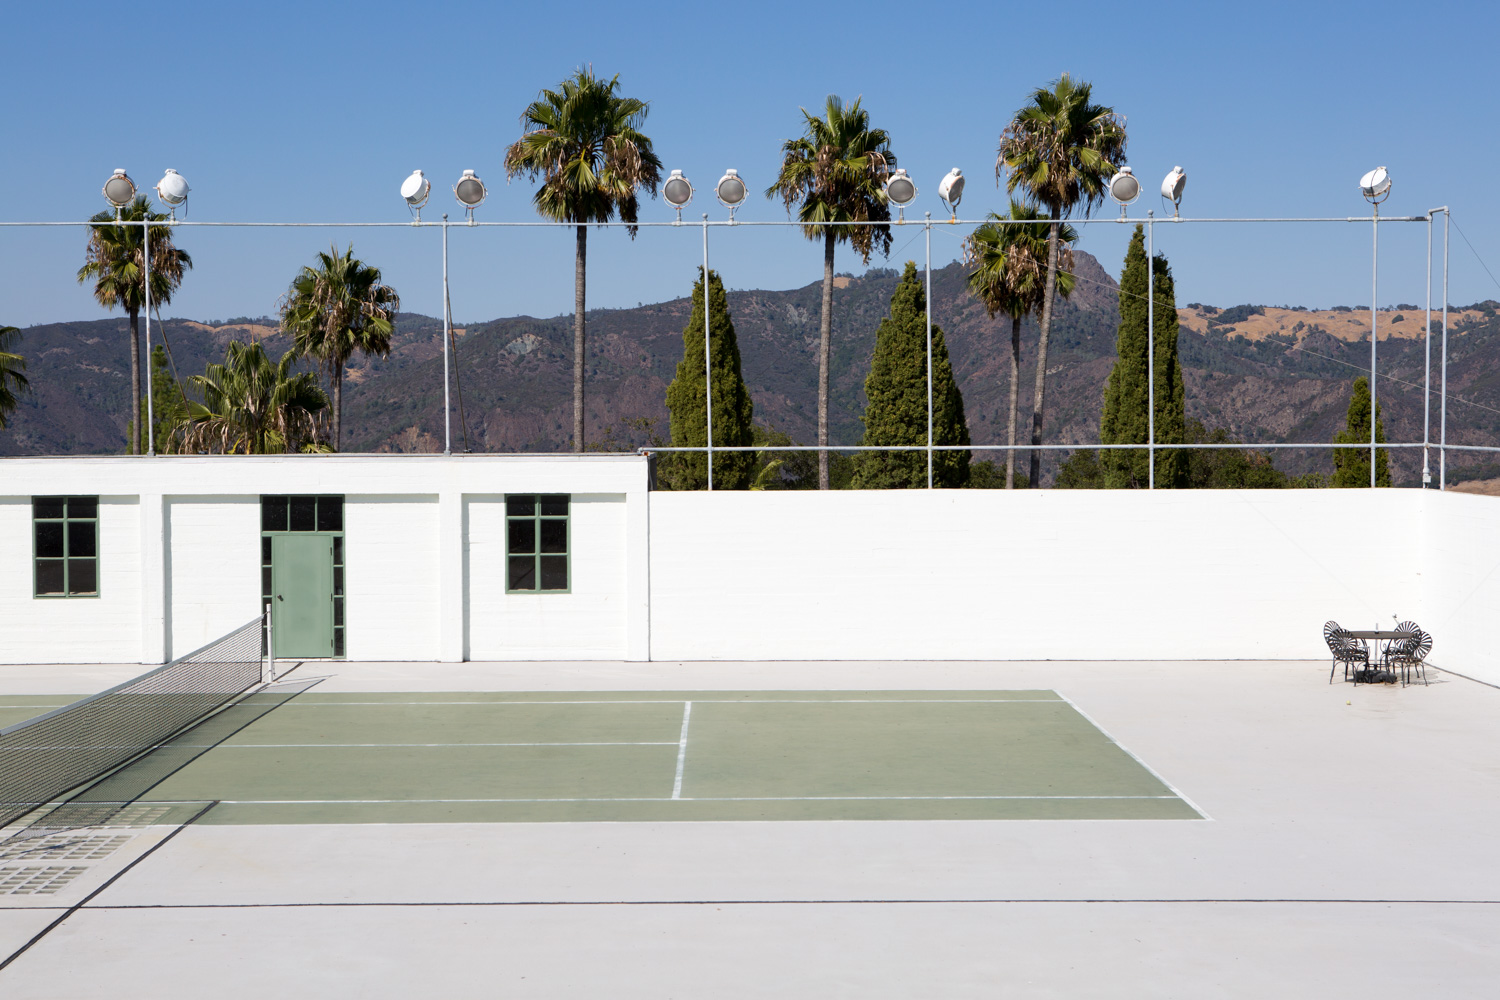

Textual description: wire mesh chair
[1324,621,1368,684]
[1387,629,1433,687]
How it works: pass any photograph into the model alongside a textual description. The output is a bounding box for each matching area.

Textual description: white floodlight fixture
[885,169,917,224]
[155,169,190,221]
[663,169,693,224]
[103,169,136,216]
[401,169,431,223]
[1161,165,1186,220]
[1359,166,1391,205]
[937,167,965,223]
[715,169,747,222]
[454,169,487,224]
[1108,166,1140,218]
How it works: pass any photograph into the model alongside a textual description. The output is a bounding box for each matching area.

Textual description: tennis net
[0,616,265,831]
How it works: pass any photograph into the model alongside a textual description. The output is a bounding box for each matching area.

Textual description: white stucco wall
[466,494,630,660]
[1420,490,1500,686]
[344,495,441,661]
[647,489,1428,661]
[166,497,261,659]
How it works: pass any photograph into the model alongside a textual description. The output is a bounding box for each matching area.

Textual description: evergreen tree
[852,261,970,488]
[1331,376,1391,487]
[1054,449,1103,488]
[127,345,189,454]
[1099,226,1187,488]
[662,267,755,489]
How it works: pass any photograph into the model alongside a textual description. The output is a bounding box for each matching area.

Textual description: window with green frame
[260,495,345,657]
[33,496,99,597]
[506,494,569,592]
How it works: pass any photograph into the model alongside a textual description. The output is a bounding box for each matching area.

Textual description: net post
[263,602,275,684]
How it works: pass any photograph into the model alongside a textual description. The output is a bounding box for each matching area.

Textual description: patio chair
[1388,629,1433,687]
[1382,620,1421,670]
[1324,621,1368,684]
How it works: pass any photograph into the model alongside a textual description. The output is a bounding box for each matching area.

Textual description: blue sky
[2,0,1497,327]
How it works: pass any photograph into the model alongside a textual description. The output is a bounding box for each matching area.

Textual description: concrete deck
[2,659,1497,997]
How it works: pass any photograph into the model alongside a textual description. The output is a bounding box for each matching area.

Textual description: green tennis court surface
[6,691,1200,824]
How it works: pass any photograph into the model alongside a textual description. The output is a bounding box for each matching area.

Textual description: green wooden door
[271,534,335,658]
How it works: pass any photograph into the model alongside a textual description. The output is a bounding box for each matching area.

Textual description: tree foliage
[662,268,755,490]
[128,345,188,454]
[1099,227,1187,488]
[852,262,970,489]
[0,325,28,429]
[180,341,330,454]
[1331,376,1391,487]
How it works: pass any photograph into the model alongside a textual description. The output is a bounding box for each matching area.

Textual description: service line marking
[671,701,693,800]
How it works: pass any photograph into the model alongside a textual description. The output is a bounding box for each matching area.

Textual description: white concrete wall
[648,490,1428,661]
[345,495,441,661]
[1420,490,1500,686]
[166,497,261,659]
[466,494,630,660]
[0,496,142,664]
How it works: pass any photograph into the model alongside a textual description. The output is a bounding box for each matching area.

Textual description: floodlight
[155,169,190,220]
[102,169,136,211]
[937,168,964,223]
[715,169,746,221]
[401,169,431,223]
[454,169,486,224]
[1108,166,1140,217]
[1161,166,1186,219]
[884,169,916,223]
[1359,166,1391,204]
[663,169,693,223]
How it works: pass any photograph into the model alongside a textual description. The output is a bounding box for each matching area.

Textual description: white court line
[275,698,1065,706]
[1055,691,1212,821]
[175,742,680,749]
[671,701,693,799]
[218,795,1181,804]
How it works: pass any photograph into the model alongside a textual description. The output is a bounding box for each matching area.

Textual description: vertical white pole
[144,218,154,456]
[925,212,933,490]
[1423,212,1432,485]
[443,215,452,456]
[703,215,713,492]
[264,601,276,683]
[1370,206,1379,488]
[1441,211,1450,489]
[1147,212,1155,490]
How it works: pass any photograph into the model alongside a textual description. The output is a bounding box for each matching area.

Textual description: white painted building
[3,456,1498,685]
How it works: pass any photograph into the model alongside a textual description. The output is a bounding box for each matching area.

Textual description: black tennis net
[0,616,265,831]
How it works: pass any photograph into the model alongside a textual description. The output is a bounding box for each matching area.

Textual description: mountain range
[6,250,1500,486]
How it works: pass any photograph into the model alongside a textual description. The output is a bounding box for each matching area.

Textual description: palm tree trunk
[1007,314,1021,489]
[1029,216,1062,487]
[128,305,141,455]
[574,224,587,453]
[333,366,342,452]
[818,229,835,490]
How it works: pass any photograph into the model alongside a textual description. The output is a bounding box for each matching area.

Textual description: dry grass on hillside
[1176,306,1484,343]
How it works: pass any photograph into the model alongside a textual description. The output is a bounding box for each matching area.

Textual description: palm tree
[767,95,895,489]
[997,75,1126,487]
[0,325,29,429]
[964,203,1077,489]
[279,244,400,451]
[179,341,330,454]
[77,196,193,454]
[505,68,662,453]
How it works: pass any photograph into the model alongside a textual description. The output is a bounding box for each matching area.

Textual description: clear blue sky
[2,0,1496,327]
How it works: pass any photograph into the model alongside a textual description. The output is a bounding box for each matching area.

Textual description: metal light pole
[1147,210,1155,489]
[1370,202,1379,488]
[703,214,713,492]
[144,217,153,457]
[442,213,452,455]
[1441,210,1450,489]
[925,212,934,490]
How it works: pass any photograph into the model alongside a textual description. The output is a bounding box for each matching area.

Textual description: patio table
[1345,630,1417,684]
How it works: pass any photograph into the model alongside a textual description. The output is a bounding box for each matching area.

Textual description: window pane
[36,522,64,558]
[333,566,344,597]
[68,521,97,558]
[35,560,64,595]
[508,556,536,590]
[540,556,568,591]
[333,536,344,564]
[317,496,344,532]
[68,559,97,595]
[262,537,272,564]
[67,497,98,519]
[333,629,345,657]
[261,497,288,532]
[506,495,534,517]
[262,567,273,596]
[333,598,344,627]
[541,495,569,516]
[289,496,316,532]
[33,497,64,519]
[507,520,536,554]
[540,520,567,553]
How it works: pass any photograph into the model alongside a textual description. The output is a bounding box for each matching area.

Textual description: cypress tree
[1099,226,1186,488]
[852,261,970,488]
[662,267,755,489]
[128,345,189,454]
[1331,376,1391,487]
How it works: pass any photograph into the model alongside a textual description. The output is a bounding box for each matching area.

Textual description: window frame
[504,494,571,595]
[32,496,100,599]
